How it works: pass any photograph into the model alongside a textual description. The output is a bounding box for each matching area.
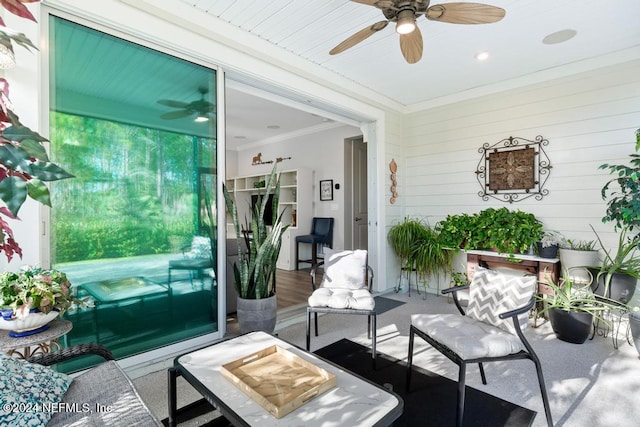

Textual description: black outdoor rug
[374,296,405,315]
[314,339,536,427]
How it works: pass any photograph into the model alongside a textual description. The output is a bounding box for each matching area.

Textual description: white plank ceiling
[178,0,640,108]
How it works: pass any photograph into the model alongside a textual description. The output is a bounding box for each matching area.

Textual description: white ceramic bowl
[0,310,59,333]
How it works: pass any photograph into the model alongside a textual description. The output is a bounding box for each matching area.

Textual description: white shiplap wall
[387,59,640,295]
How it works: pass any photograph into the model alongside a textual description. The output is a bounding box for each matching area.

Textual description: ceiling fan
[157,87,215,122]
[330,1,506,64]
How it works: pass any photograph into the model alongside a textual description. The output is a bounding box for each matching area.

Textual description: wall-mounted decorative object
[475,135,551,203]
[252,152,292,165]
[320,180,333,201]
[389,159,398,204]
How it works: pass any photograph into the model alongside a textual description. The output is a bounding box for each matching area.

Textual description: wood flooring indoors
[274,268,319,310]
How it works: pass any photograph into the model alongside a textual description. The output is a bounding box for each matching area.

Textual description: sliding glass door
[48,16,219,366]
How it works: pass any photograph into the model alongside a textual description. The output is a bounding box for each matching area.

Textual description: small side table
[0,319,72,359]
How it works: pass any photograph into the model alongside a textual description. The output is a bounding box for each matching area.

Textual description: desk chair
[295,217,334,270]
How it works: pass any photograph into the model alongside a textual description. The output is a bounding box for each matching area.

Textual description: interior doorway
[345,136,368,250]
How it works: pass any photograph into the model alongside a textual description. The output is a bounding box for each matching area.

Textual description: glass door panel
[48,16,219,369]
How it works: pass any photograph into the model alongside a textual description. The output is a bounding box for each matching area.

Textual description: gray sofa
[29,344,161,426]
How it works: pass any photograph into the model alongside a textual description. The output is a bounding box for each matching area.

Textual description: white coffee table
[168,331,402,426]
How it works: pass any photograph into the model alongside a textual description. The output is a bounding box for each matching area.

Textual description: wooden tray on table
[221,345,337,418]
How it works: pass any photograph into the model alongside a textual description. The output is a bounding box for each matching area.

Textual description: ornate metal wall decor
[475,135,551,203]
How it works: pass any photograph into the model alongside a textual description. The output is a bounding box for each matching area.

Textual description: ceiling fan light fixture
[396,10,416,35]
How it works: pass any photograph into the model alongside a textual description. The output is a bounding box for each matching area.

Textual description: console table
[466,250,560,295]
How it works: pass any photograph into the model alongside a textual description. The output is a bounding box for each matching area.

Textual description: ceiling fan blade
[426,2,506,24]
[399,26,423,64]
[329,21,388,55]
[352,0,395,7]
[157,99,190,108]
[160,110,193,120]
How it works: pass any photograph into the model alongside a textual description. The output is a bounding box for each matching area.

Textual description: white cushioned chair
[406,267,553,427]
[306,249,376,365]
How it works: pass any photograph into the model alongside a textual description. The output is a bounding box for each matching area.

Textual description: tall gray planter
[237,295,277,334]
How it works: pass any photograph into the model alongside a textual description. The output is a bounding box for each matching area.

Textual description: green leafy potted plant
[435,213,475,249]
[389,217,452,293]
[537,270,619,344]
[600,131,640,232]
[537,230,565,259]
[467,207,543,255]
[411,222,453,293]
[389,217,424,291]
[388,216,425,273]
[596,128,640,301]
[223,164,289,333]
[0,266,89,336]
[0,0,73,261]
[436,208,543,256]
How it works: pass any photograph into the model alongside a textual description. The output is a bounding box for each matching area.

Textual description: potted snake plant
[223,163,289,333]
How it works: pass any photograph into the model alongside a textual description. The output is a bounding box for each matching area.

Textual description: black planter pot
[537,243,559,259]
[630,313,640,359]
[548,307,593,344]
[594,272,637,304]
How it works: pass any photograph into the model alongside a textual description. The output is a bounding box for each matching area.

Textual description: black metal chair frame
[406,284,553,427]
[295,217,334,270]
[306,261,376,366]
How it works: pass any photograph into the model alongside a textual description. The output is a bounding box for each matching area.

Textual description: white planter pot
[0,309,59,336]
[558,249,600,285]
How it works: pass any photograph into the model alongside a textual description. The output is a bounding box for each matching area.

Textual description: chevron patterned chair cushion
[466,267,537,335]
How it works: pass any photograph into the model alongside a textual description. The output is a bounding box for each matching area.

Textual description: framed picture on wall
[320,179,333,201]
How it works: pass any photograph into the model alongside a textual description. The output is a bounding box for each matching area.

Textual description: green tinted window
[49,16,218,370]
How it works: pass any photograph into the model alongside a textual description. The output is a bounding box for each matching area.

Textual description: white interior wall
[397,59,640,296]
[231,124,361,250]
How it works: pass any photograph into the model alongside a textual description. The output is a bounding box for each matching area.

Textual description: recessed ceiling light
[543,29,577,45]
[475,51,490,61]
[267,125,280,129]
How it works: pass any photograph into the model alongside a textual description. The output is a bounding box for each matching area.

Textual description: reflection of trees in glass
[49,113,216,262]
